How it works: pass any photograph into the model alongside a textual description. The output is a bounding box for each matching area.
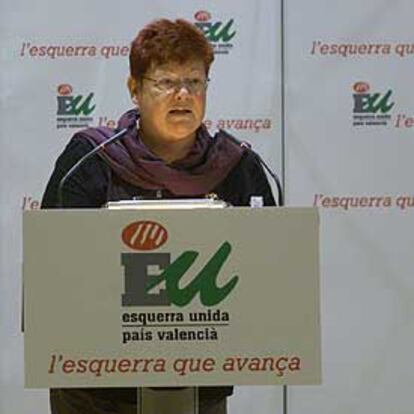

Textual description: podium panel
[23,207,321,388]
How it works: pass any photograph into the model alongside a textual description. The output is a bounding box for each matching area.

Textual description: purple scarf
[78,109,245,196]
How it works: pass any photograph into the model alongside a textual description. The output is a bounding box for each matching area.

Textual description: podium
[23,207,321,413]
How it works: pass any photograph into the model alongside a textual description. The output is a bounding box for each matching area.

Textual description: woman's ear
[127,76,139,104]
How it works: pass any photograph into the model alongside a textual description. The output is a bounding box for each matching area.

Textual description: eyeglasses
[143,76,209,95]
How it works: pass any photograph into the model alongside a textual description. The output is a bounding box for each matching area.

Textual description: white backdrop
[2,0,414,413]
[286,0,414,413]
[0,1,283,413]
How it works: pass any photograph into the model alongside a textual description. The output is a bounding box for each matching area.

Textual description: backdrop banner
[4,0,414,412]
[1,1,282,413]
[285,1,414,413]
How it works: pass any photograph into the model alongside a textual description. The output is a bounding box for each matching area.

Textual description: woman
[42,18,275,414]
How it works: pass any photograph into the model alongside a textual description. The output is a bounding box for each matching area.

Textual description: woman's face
[129,59,207,145]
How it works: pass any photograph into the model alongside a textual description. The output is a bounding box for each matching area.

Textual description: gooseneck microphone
[57,127,129,208]
[221,130,284,206]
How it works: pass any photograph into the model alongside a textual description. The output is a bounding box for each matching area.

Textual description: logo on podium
[121,221,239,307]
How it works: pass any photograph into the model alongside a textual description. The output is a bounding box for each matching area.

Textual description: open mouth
[169,109,192,115]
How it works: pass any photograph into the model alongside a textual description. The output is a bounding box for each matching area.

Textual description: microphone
[57,127,129,208]
[220,130,284,207]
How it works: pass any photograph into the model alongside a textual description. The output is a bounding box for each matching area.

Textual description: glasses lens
[148,77,208,94]
[187,79,205,93]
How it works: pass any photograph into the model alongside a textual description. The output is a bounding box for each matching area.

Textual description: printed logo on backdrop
[120,220,237,345]
[352,81,394,127]
[56,84,96,129]
[193,10,236,55]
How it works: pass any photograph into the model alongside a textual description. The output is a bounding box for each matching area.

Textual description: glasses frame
[142,76,210,95]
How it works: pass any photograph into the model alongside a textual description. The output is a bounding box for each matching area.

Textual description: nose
[174,84,191,100]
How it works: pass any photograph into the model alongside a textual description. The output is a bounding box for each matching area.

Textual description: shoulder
[58,133,95,161]
[212,129,260,176]
[41,130,110,209]
[59,126,113,157]
[214,141,276,206]
[53,128,113,174]
[224,150,267,190]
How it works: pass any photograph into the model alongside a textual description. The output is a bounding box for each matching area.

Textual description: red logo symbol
[353,82,370,93]
[57,84,73,96]
[195,10,211,22]
[122,221,168,251]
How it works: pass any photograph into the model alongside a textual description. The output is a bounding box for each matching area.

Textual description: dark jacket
[42,136,276,209]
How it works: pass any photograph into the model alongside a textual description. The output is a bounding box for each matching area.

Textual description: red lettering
[320,44,329,55]
[120,46,130,56]
[202,358,216,372]
[29,46,38,57]
[117,358,132,373]
[62,359,76,374]
[321,197,331,208]
[76,359,87,373]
